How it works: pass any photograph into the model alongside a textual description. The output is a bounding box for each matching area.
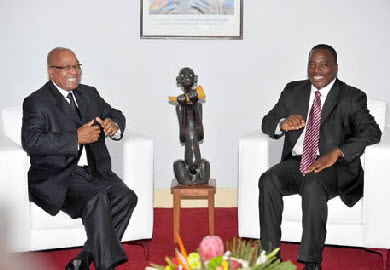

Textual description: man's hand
[280,115,305,132]
[177,94,187,105]
[305,148,343,174]
[95,117,118,136]
[77,119,101,144]
[188,90,198,103]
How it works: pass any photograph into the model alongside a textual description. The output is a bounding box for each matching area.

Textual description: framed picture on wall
[141,0,243,39]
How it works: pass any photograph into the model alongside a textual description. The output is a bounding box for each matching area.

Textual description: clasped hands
[281,115,343,174]
[177,90,198,105]
[77,117,118,144]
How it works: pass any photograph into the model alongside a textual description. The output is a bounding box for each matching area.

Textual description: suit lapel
[321,79,341,124]
[288,81,311,144]
[297,81,312,122]
[48,82,82,126]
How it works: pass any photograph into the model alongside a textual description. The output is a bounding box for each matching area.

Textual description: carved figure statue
[169,67,210,185]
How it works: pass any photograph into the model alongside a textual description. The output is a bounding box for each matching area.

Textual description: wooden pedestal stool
[170,179,216,243]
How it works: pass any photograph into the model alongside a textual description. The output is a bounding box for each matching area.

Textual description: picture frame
[141,0,243,39]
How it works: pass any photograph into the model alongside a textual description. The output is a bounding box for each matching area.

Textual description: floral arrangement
[146,235,296,270]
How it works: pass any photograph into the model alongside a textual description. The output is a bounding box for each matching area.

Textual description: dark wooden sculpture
[169,67,210,185]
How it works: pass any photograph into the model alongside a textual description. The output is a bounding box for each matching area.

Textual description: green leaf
[165,257,177,269]
[267,248,280,260]
[232,237,237,257]
[207,255,223,270]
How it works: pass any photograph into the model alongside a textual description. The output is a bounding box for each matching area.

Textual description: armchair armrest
[0,132,31,251]
[362,127,390,248]
[121,131,153,241]
[238,131,278,238]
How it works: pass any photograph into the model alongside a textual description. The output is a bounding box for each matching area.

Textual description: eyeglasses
[50,64,82,70]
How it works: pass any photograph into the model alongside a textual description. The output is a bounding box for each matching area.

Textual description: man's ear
[176,75,181,86]
[47,68,54,80]
[194,75,198,85]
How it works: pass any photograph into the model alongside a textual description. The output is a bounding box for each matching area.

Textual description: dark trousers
[258,157,338,263]
[61,167,138,270]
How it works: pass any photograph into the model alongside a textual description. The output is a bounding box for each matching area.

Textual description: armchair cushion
[283,196,363,225]
[1,106,22,146]
[30,204,82,229]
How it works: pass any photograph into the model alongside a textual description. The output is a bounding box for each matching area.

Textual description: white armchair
[0,106,153,253]
[238,100,390,268]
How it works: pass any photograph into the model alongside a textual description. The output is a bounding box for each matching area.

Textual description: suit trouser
[61,167,138,270]
[258,157,338,263]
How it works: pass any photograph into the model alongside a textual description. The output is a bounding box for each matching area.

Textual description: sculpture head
[176,67,198,92]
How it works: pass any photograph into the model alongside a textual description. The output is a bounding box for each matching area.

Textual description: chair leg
[125,239,151,261]
[369,248,389,270]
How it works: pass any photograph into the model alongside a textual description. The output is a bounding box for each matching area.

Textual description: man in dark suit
[259,44,382,270]
[22,47,138,270]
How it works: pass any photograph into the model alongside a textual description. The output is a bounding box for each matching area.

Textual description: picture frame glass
[141,0,242,39]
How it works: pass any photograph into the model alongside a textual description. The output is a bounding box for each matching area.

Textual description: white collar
[52,81,76,100]
[311,78,336,97]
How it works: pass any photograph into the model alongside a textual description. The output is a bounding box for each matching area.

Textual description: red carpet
[28,208,386,270]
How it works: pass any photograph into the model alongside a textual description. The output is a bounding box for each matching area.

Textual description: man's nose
[314,65,321,73]
[69,67,78,74]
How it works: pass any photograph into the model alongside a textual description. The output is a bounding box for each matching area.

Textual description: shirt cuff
[275,118,285,135]
[110,123,122,139]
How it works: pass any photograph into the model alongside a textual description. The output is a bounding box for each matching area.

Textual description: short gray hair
[47,47,73,68]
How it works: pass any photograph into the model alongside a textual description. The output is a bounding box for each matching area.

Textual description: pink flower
[198,236,224,261]
[230,260,241,270]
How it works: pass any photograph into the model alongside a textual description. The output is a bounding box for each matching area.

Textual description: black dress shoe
[65,259,90,270]
[304,262,321,270]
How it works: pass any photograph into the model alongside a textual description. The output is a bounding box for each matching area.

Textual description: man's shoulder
[77,83,96,91]
[75,83,100,97]
[286,79,310,87]
[284,79,310,90]
[24,81,54,103]
[336,79,366,98]
[282,80,310,95]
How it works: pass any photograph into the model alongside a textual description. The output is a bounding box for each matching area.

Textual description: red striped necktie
[300,90,321,175]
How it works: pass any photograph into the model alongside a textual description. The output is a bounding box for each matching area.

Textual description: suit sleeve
[97,91,126,141]
[262,84,290,139]
[338,91,382,162]
[22,97,78,156]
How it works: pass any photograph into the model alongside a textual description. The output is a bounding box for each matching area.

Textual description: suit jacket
[22,81,126,215]
[262,79,381,207]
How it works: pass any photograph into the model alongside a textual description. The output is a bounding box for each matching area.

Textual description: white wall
[1,0,389,189]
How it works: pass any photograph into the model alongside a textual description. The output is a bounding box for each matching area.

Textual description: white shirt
[276,78,336,156]
[53,83,121,166]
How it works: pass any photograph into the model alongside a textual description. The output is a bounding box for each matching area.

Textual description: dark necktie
[67,92,81,119]
[300,90,322,175]
[67,92,84,160]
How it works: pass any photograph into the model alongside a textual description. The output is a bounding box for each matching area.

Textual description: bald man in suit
[22,47,137,270]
